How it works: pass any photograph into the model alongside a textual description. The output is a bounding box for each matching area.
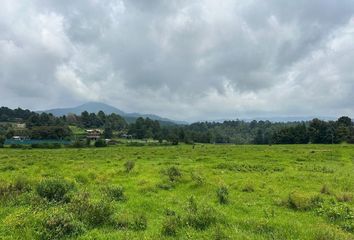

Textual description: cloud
[0,0,353,121]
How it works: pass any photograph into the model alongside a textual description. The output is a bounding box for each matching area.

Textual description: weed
[320,184,331,195]
[70,193,114,226]
[131,214,147,231]
[103,185,126,201]
[161,211,181,236]
[124,160,135,173]
[287,192,322,211]
[166,166,182,182]
[242,183,255,193]
[336,193,353,203]
[191,172,205,186]
[41,210,85,240]
[36,178,73,202]
[216,185,229,204]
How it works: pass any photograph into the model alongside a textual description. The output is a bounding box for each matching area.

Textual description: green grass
[0,144,353,239]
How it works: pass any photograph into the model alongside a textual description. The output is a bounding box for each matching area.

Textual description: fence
[4,139,72,145]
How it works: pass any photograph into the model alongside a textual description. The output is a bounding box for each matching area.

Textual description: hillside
[41,102,186,125]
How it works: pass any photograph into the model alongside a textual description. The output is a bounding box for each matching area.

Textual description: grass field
[0,144,353,239]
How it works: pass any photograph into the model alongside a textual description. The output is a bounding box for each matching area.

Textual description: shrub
[213,226,230,240]
[0,177,32,200]
[74,174,89,185]
[71,140,85,148]
[216,185,229,204]
[36,178,73,202]
[185,196,217,230]
[287,192,322,211]
[124,160,135,173]
[114,213,131,229]
[41,211,85,240]
[94,139,107,147]
[156,181,174,190]
[242,183,255,193]
[70,194,114,227]
[314,225,352,240]
[191,172,205,186]
[31,143,62,149]
[166,166,182,182]
[1,165,16,171]
[10,144,23,149]
[320,184,331,195]
[317,202,354,222]
[336,193,353,203]
[186,206,217,230]
[12,176,32,193]
[161,212,181,236]
[104,185,125,201]
[131,214,147,231]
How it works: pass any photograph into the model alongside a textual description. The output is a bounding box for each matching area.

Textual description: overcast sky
[1,0,354,121]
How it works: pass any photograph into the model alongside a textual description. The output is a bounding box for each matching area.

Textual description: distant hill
[40,102,187,125]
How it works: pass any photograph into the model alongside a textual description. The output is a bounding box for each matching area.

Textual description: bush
[74,174,89,185]
[131,214,147,231]
[94,139,107,147]
[36,178,73,202]
[314,225,353,240]
[104,185,125,201]
[71,140,86,148]
[0,177,32,200]
[213,226,230,240]
[70,194,114,227]
[320,184,331,195]
[185,196,217,230]
[124,160,135,173]
[0,135,5,147]
[31,143,62,149]
[166,166,182,182]
[336,193,353,203]
[186,206,217,230]
[10,144,23,149]
[162,212,181,236]
[216,185,229,204]
[41,211,85,240]
[191,172,205,186]
[12,176,32,193]
[287,192,322,211]
[242,183,255,193]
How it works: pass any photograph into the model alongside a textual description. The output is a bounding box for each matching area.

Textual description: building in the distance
[86,129,102,141]
[12,136,28,141]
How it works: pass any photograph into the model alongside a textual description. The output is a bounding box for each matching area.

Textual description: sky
[1,0,354,121]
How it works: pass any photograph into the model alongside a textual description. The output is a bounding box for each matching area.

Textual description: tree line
[0,106,353,145]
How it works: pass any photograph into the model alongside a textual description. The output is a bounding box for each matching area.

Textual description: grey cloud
[0,0,353,120]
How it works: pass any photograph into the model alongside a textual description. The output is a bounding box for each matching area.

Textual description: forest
[0,106,353,145]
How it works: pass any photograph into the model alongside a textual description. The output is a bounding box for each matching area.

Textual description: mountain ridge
[40,102,187,125]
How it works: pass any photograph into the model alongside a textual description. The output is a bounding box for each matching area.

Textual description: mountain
[40,102,187,125]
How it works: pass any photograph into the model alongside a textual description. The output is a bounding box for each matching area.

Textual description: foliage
[103,185,126,201]
[41,211,85,240]
[124,160,135,173]
[94,139,107,147]
[216,185,229,204]
[69,194,114,226]
[166,166,182,182]
[36,178,73,202]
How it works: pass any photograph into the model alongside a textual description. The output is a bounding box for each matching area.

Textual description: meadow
[0,144,353,239]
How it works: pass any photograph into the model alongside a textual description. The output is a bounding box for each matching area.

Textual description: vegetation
[0,144,353,239]
[1,106,353,146]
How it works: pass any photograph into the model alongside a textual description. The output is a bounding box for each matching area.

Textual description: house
[12,136,28,141]
[121,134,133,139]
[86,129,102,141]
